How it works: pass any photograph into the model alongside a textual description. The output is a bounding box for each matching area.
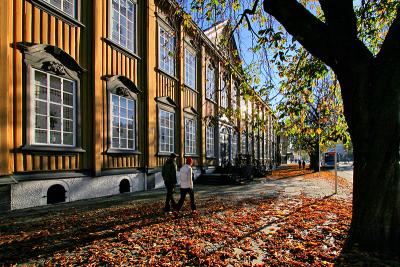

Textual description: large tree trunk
[263,0,400,254]
[343,74,400,254]
[308,142,319,172]
[349,138,400,253]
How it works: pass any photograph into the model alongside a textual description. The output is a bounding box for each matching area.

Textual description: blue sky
[180,1,284,109]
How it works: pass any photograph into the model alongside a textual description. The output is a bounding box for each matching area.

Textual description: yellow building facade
[0,0,278,211]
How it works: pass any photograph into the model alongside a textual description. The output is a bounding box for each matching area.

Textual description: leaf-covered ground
[0,165,398,266]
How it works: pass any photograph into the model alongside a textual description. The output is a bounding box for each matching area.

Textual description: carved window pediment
[43,61,66,75]
[105,75,141,97]
[18,43,85,80]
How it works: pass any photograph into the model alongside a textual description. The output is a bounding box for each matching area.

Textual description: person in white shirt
[175,157,197,212]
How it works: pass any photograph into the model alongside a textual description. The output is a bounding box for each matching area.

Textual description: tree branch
[319,0,358,37]
[263,0,335,67]
[376,6,400,66]
[230,0,260,41]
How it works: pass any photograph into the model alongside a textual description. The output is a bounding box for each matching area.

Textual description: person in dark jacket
[302,160,306,170]
[298,159,301,169]
[162,153,178,213]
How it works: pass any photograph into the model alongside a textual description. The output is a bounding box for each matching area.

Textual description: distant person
[162,153,178,213]
[302,160,306,170]
[298,160,301,169]
[175,157,197,213]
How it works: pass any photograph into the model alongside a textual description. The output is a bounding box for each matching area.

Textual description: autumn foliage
[1,167,396,266]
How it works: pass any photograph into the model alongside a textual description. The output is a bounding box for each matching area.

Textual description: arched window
[106,75,141,153]
[47,184,66,204]
[18,43,85,152]
[206,60,216,101]
[220,75,228,108]
[206,123,215,157]
[219,127,229,165]
[231,131,238,160]
[119,179,130,193]
[241,132,247,154]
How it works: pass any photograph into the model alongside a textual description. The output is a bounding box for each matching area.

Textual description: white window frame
[206,125,215,157]
[219,127,229,163]
[158,24,176,77]
[206,63,216,101]
[159,108,175,153]
[240,96,246,118]
[110,94,136,150]
[184,47,196,90]
[42,0,77,18]
[248,100,252,116]
[232,131,238,159]
[184,117,196,155]
[255,135,259,159]
[220,76,228,108]
[241,132,247,154]
[249,135,254,155]
[31,69,76,147]
[110,0,137,53]
[232,83,237,110]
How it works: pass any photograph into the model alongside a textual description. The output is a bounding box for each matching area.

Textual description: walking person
[302,160,306,170]
[298,159,301,169]
[162,153,178,214]
[175,157,197,213]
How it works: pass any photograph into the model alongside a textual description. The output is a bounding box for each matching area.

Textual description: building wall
[10,173,145,210]
[0,1,90,175]
[0,0,279,211]
[92,0,143,175]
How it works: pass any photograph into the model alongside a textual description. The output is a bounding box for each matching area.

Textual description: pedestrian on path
[298,160,301,169]
[162,153,178,213]
[175,157,197,213]
[302,160,306,170]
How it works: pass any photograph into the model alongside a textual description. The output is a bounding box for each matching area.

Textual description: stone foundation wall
[10,173,145,210]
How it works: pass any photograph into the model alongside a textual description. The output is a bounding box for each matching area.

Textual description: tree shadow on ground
[0,193,269,264]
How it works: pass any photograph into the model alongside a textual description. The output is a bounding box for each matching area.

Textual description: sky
[180,0,284,109]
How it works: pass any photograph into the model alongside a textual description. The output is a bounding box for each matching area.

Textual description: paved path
[0,166,353,222]
[329,162,354,183]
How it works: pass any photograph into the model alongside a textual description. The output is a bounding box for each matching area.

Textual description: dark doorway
[47,184,66,204]
[119,179,130,193]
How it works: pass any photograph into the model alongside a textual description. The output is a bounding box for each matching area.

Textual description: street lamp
[318,133,321,173]
[334,144,338,194]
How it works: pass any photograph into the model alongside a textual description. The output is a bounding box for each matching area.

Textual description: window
[220,127,229,165]
[42,0,76,18]
[111,0,137,52]
[249,135,254,155]
[206,126,215,157]
[159,109,175,153]
[241,132,247,154]
[232,131,238,159]
[32,69,76,146]
[47,184,66,204]
[240,96,246,118]
[206,63,215,101]
[248,100,252,116]
[220,77,228,108]
[111,94,136,150]
[185,48,196,90]
[263,136,267,160]
[255,136,259,159]
[159,26,175,76]
[232,83,237,111]
[185,117,196,155]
